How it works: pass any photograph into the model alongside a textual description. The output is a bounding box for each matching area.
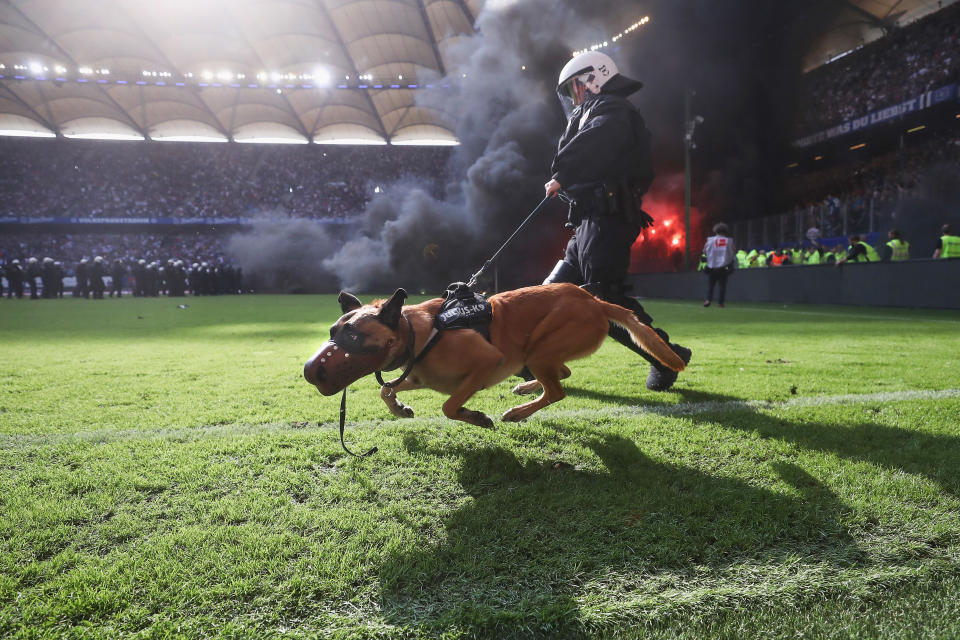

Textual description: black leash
[338,387,377,458]
[466,195,552,288]
[338,314,439,459]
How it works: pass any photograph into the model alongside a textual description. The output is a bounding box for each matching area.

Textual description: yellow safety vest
[848,242,879,262]
[886,239,909,261]
[941,235,960,259]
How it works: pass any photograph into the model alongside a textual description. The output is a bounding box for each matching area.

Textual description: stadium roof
[802,0,954,71]
[0,0,482,144]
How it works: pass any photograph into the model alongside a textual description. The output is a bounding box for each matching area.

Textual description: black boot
[644,328,692,392]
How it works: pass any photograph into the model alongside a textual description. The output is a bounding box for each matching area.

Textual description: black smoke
[227,218,340,293]
[231,0,840,291]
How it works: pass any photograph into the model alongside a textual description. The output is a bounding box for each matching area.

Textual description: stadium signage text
[794,83,959,148]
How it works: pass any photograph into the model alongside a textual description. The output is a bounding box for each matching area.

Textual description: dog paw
[511,380,542,395]
[502,406,531,422]
[457,408,494,428]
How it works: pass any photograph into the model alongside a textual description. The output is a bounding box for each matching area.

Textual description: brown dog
[303,283,686,427]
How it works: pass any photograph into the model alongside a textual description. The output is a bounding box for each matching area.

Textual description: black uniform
[75,260,90,298]
[133,261,147,297]
[90,260,106,299]
[548,92,655,290]
[41,259,57,299]
[542,79,690,390]
[3,262,25,299]
[110,261,126,297]
[26,259,41,299]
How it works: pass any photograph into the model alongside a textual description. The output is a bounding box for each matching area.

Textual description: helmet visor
[556,77,587,119]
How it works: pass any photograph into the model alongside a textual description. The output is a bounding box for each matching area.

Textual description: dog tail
[601,302,687,372]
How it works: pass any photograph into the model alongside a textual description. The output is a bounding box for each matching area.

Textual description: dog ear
[338,291,363,313]
[377,288,407,329]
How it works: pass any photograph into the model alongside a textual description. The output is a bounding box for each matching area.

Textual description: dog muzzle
[303,340,390,396]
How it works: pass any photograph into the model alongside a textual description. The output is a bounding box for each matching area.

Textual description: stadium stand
[796,1,960,135]
[728,2,960,260]
[0,138,450,220]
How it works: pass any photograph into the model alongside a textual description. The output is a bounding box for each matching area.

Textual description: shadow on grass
[378,432,865,637]
[665,389,960,498]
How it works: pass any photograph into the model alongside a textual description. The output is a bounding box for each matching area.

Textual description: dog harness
[375,282,492,388]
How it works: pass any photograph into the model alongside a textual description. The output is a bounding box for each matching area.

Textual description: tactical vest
[886,239,909,261]
[940,235,960,259]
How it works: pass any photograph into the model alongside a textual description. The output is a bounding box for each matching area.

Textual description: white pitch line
[650,301,960,324]
[3,388,959,447]
[552,387,960,419]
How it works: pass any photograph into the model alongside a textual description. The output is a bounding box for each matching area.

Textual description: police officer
[145,262,160,297]
[26,257,41,299]
[3,259,25,299]
[90,256,106,299]
[75,258,90,298]
[933,224,960,259]
[541,51,691,391]
[41,257,57,299]
[110,259,127,297]
[133,259,147,297]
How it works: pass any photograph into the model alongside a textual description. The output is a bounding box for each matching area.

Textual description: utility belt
[562,180,654,230]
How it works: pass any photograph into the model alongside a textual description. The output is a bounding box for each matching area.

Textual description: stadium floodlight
[312,67,332,87]
[391,138,460,146]
[217,70,233,81]
[151,135,228,143]
[78,66,93,74]
[28,62,44,75]
[234,136,309,144]
[202,70,213,80]
[63,132,145,141]
[314,137,387,145]
[0,129,57,138]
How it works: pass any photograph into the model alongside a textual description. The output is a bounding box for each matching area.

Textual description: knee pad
[543,260,579,285]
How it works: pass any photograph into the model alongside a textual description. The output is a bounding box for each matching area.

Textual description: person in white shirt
[702,222,736,308]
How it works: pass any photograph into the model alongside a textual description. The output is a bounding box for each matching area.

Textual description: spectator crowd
[0,139,451,221]
[796,1,960,135]
[779,135,960,237]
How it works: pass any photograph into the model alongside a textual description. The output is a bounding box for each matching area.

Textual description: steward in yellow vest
[884,229,909,262]
[934,224,960,259]
[836,235,878,265]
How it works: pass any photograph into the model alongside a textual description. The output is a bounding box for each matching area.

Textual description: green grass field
[2,294,959,639]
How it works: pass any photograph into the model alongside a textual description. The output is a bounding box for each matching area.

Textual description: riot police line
[0,256,244,299]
